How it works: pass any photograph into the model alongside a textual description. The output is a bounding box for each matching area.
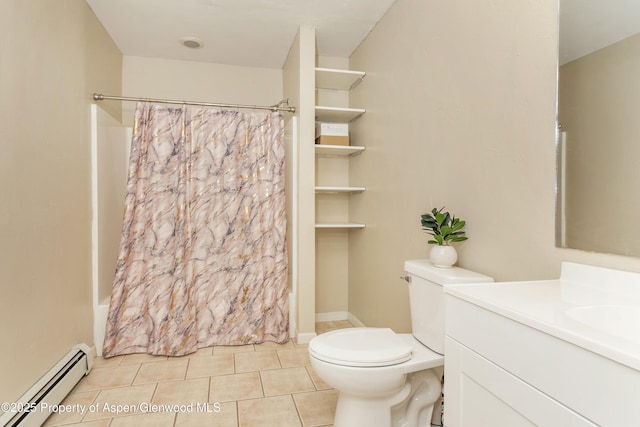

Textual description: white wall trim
[347,312,366,327]
[315,311,367,328]
[296,332,317,345]
[294,312,366,344]
[315,311,349,322]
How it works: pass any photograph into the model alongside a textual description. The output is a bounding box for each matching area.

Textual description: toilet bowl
[308,259,493,427]
[309,328,444,427]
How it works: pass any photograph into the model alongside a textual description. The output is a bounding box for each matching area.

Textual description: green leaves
[420,207,469,246]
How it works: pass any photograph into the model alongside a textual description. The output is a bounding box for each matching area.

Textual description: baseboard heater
[0,344,95,427]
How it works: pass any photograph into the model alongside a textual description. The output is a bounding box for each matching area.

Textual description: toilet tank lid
[404,259,494,285]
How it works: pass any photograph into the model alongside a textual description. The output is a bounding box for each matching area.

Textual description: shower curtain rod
[92,93,296,113]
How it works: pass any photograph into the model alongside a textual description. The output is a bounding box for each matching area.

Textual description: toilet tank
[404,259,493,354]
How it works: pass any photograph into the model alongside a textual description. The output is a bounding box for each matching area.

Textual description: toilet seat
[309,328,413,367]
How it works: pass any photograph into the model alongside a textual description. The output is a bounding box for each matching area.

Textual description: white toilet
[308,259,493,427]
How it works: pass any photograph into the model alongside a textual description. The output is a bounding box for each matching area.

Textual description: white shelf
[315,223,366,229]
[315,186,365,194]
[315,144,365,157]
[315,67,365,91]
[315,106,365,123]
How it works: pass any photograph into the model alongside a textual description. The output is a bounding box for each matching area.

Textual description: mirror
[557,0,640,256]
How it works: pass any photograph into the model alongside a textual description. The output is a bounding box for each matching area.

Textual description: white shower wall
[91,104,130,356]
[285,117,299,340]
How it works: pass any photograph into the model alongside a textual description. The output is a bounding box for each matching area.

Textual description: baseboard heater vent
[0,344,95,427]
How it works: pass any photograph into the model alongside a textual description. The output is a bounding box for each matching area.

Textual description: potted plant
[420,207,468,268]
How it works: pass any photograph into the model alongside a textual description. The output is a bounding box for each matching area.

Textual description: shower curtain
[102,103,288,357]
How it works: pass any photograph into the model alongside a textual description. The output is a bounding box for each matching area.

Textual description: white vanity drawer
[445,337,597,427]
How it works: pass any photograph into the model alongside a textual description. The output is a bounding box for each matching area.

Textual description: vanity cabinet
[444,290,639,427]
[314,67,366,229]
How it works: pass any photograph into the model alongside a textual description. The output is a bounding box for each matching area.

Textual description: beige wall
[349,0,559,331]
[283,31,303,338]
[119,56,283,125]
[348,0,640,332]
[283,26,317,340]
[0,0,122,404]
[559,33,640,256]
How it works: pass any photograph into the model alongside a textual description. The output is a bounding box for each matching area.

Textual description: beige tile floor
[43,321,353,427]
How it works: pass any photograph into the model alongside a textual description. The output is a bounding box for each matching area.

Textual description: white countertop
[445,262,640,371]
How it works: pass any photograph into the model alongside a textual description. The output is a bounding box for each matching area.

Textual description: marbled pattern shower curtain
[102,103,288,357]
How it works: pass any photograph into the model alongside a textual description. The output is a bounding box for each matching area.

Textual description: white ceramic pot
[429,245,457,268]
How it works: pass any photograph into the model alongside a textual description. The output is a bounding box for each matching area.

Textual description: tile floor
[43,321,353,427]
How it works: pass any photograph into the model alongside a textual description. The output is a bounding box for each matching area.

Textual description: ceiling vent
[180,37,203,49]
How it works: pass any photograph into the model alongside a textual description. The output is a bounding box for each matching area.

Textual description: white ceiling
[86,0,640,69]
[560,0,640,65]
[85,0,397,69]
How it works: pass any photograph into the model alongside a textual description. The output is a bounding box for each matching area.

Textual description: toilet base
[333,369,442,427]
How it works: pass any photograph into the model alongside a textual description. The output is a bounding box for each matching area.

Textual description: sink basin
[566,305,640,344]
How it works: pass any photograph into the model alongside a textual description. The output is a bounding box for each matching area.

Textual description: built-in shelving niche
[314,67,366,230]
